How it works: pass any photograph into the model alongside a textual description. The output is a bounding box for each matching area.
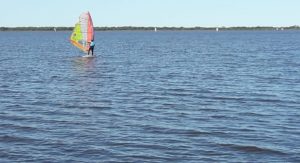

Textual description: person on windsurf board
[88,40,95,55]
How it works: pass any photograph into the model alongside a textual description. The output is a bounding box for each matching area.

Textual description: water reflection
[72,56,96,72]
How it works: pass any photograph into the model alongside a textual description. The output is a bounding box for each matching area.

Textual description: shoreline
[1,26,300,31]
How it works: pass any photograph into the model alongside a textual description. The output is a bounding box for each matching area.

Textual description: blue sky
[1,0,300,27]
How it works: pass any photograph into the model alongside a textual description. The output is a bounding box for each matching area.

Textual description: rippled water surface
[1,31,300,162]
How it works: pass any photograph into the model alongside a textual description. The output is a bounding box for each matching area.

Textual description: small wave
[210,115,240,120]
[0,58,13,62]
[0,123,40,132]
[79,148,109,155]
[218,143,286,155]
[251,98,283,103]
[142,125,211,137]
[120,154,175,162]
[0,135,39,144]
[238,112,272,117]
[0,114,28,121]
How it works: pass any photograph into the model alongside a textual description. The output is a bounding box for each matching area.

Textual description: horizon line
[1,26,300,32]
[1,25,300,28]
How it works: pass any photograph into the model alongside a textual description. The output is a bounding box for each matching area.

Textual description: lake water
[0,31,300,162]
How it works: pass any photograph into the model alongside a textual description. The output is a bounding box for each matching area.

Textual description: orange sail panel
[70,12,94,53]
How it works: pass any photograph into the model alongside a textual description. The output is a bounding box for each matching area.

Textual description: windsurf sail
[70,12,94,53]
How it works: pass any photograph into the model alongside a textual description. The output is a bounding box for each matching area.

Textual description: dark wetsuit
[88,41,95,55]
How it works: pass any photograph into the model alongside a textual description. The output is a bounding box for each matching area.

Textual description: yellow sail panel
[70,23,86,52]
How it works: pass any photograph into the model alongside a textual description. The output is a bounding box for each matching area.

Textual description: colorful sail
[70,12,94,52]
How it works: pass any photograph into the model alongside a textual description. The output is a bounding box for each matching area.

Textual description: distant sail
[70,12,94,53]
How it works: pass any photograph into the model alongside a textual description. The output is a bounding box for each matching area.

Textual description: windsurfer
[88,40,95,55]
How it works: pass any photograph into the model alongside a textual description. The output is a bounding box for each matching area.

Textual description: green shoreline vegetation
[1,26,300,31]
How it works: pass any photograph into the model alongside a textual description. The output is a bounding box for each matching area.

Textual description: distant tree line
[1,26,300,31]
[0,27,73,31]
